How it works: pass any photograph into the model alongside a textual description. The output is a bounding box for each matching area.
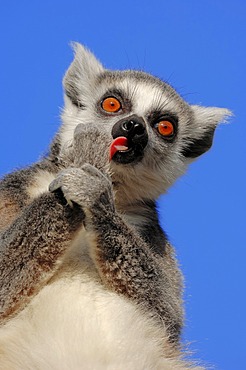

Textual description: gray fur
[0,43,231,365]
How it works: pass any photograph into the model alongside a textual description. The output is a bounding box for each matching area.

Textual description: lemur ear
[182,105,232,158]
[63,42,104,107]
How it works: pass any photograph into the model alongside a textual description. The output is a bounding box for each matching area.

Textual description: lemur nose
[112,115,147,140]
[122,119,146,135]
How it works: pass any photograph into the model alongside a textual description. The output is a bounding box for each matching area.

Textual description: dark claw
[49,178,62,193]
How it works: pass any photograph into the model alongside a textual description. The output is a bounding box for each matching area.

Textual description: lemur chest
[0,237,166,369]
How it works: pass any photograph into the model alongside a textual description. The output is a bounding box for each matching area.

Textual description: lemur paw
[49,164,114,213]
[73,123,111,170]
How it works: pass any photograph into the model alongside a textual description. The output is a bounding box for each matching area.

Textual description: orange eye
[157,120,174,137]
[101,97,121,113]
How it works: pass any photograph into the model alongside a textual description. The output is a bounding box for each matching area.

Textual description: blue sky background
[0,1,245,368]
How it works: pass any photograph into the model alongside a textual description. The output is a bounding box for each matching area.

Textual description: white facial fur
[60,43,231,205]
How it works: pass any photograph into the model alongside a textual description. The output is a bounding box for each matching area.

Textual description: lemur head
[60,43,231,205]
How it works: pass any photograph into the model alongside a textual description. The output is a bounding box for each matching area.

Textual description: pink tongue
[109,136,129,161]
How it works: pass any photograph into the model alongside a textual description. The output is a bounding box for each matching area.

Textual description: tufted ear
[182,105,232,158]
[63,42,104,107]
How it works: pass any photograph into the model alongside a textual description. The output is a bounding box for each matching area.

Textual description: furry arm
[91,200,183,343]
[0,187,84,322]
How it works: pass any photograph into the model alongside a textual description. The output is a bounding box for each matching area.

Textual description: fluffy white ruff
[0,233,202,370]
[0,275,199,369]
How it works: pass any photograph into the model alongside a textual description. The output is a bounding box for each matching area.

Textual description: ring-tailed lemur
[0,44,230,369]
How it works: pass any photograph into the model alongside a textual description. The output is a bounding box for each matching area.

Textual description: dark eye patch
[147,110,178,141]
[98,88,132,114]
[147,110,178,127]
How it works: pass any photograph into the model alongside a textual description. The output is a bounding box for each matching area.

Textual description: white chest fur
[0,272,173,370]
[0,232,196,370]
[0,229,183,370]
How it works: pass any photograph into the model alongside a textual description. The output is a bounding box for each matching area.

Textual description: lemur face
[93,71,186,167]
[60,43,230,203]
